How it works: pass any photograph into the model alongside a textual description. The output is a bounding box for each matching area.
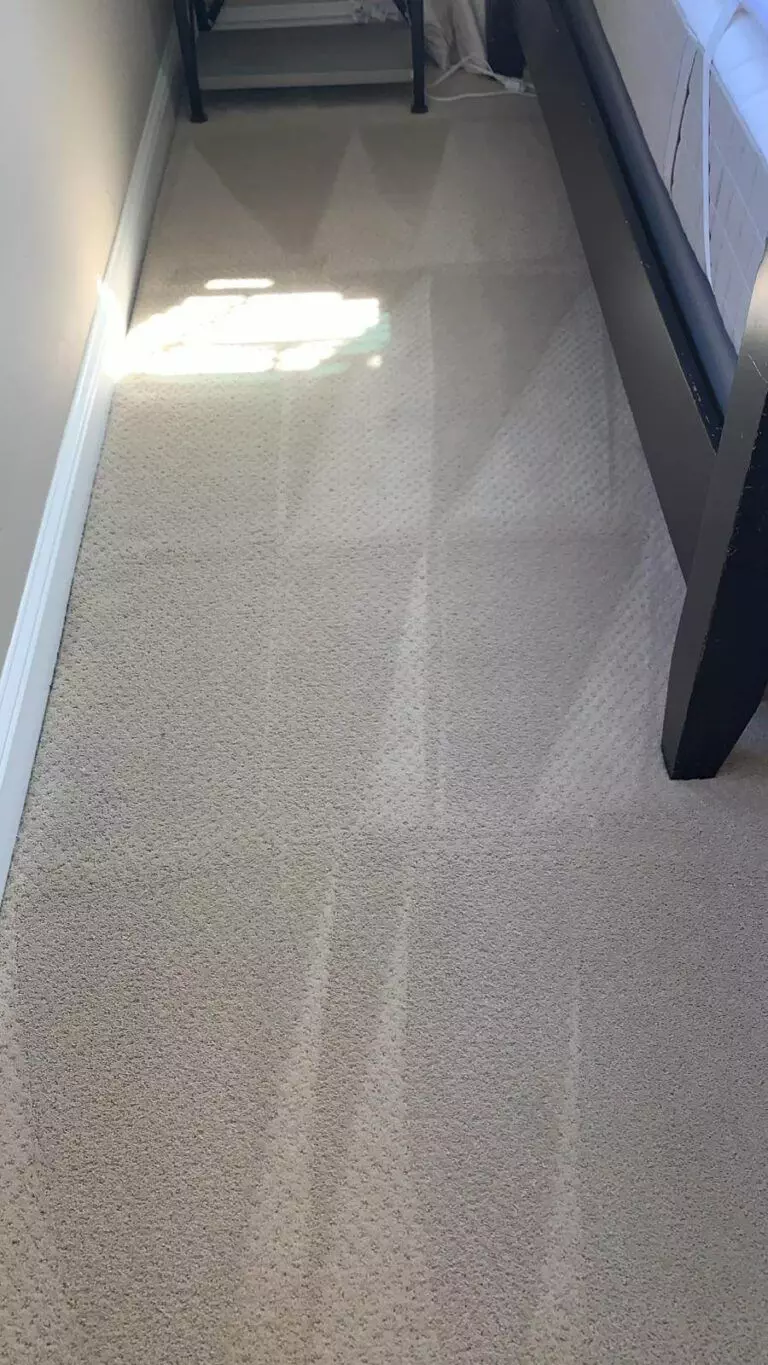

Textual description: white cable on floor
[428,55,534,101]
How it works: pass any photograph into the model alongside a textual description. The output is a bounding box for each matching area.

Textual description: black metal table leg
[408,0,428,113]
[174,0,207,123]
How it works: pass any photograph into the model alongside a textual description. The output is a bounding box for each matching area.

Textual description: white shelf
[218,0,360,30]
[198,24,413,90]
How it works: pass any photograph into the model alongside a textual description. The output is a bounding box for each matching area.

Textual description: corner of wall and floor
[0,24,180,904]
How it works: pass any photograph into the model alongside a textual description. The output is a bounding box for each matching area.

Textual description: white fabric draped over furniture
[355,0,487,70]
[423,0,486,70]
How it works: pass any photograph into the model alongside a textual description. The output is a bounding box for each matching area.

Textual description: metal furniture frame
[507,0,768,778]
[173,0,427,124]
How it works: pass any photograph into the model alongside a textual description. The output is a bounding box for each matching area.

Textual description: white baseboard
[0,32,179,901]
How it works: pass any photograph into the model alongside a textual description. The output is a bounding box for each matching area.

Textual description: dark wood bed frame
[500,0,768,778]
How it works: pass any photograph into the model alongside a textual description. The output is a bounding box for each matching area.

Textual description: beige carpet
[3,88,768,1364]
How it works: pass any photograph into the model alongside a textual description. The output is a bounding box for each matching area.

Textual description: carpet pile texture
[2,90,768,1363]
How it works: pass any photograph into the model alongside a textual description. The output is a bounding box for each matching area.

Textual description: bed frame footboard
[511,0,768,777]
[663,254,768,777]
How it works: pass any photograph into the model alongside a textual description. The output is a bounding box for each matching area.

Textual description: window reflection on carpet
[122,281,388,378]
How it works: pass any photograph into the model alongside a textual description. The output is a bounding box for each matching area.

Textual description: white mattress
[593,0,768,352]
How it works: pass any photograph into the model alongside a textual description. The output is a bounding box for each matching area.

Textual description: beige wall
[0,0,169,663]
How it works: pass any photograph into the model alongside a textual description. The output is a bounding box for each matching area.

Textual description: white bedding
[593,0,768,351]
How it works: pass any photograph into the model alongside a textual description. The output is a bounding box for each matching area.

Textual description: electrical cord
[428,56,534,101]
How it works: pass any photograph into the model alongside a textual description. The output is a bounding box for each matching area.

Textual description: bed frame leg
[662,253,768,778]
